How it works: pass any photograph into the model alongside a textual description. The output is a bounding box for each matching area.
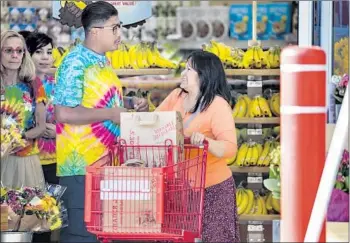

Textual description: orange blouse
[156,89,237,188]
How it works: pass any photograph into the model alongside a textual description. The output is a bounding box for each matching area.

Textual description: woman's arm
[208,99,238,158]
[24,102,46,139]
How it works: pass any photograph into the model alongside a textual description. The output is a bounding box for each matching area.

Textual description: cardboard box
[1,205,8,231]
[120,111,184,168]
[267,2,292,40]
[229,4,252,40]
[101,166,164,233]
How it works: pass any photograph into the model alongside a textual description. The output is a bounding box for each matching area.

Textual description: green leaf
[272,191,281,199]
[263,178,281,192]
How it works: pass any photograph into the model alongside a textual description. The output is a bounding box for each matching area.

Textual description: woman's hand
[190,132,206,145]
[44,123,56,139]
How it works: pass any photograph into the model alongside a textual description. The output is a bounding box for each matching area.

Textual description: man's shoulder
[58,45,88,71]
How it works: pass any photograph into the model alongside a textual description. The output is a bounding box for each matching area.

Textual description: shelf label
[247,81,263,87]
[247,129,263,135]
[247,176,263,183]
[248,224,264,232]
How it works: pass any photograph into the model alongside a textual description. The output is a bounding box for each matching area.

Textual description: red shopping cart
[84,139,209,243]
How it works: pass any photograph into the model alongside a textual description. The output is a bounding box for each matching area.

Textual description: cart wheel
[194,238,202,243]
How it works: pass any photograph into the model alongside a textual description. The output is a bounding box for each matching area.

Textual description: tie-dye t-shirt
[35,75,56,165]
[1,80,46,157]
[53,44,123,177]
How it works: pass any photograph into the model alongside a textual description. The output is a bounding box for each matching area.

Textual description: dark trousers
[32,163,59,242]
[59,175,98,243]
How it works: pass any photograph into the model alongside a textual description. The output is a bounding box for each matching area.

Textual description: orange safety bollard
[280,46,327,242]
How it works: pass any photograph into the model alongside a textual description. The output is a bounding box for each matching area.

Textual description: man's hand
[132,97,149,112]
[44,123,56,139]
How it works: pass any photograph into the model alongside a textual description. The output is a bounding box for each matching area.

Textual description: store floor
[326,222,349,242]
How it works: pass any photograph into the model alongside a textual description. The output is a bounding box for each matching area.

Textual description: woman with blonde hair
[1,30,47,190]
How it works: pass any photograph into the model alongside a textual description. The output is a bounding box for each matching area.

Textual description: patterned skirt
[202,176,240,242]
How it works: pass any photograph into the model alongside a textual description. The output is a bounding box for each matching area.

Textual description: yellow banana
[256,143,263,157]
[227,152,237,166]
[257,96,273,117]
[232,100,240,118]
[250,144,260,166]
[253,46,262,68]
[111,50,122,69]
[236,188,243,206]
[241,95,251,107]
[262,142,274,166]
[128,44,139,69]
[236,97,248,118]
[265,193,273,211]
[236,143,249,166]
[271,197,280,213]
[250,97,262,117]
[271,93,280,116]
[257,140,271,166]
[244,144,253,166]
[237,189,249,215]
[242,189,255,214]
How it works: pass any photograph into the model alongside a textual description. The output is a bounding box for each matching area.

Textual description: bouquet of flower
[332,74,349,104]
[0,114,28,159]
[0,184,68,232]
[327,149,349,222]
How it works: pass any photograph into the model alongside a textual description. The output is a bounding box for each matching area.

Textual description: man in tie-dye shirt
[53,2,148,242]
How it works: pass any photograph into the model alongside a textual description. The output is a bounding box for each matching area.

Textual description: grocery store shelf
[230,166,270,173]
[49,68,173,77]
[239,214,280,221]
[166,39,286,50]
[121,79,180,89]
[225,69,280,76]
[235,118,280,124]
[116,68,173,76]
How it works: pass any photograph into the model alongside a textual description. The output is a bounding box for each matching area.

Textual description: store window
[331,0,349,121]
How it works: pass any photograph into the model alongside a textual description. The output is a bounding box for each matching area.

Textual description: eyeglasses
[92,24,121,35]
[2,48,25,55]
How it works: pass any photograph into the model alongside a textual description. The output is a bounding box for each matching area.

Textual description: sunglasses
[2,48,25,55]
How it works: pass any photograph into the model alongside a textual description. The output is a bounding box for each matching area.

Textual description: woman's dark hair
[81,1,119,32]
[18,30,31,39]
[25,32,53,56]
[183,50,233,113]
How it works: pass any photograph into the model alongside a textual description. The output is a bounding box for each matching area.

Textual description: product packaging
[267,2,292,40]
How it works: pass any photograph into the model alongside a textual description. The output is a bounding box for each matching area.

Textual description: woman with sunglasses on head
[156,50,240,242]
[1,30,47,190]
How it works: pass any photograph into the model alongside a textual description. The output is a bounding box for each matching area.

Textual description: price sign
[247,81,263,87]
[247,176,263,183]
[248,224,264,232]
[247,129,263,135]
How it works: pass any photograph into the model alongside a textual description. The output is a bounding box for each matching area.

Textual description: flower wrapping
[0,184,68,232]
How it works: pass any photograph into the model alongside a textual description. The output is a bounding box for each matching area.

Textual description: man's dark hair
[81,1,118,32]
[25,32,53,56]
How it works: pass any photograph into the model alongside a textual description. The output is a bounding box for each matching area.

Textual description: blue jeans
[59,176,98,243]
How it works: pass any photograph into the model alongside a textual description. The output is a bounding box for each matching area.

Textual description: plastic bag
[327,189,349,222]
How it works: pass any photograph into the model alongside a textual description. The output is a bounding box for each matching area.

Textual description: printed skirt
[202,176,240,242]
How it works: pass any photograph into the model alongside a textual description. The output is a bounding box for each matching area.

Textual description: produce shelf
[230,166,270,173]
[239,214,280,221]
[225,69,280,76]
[235,117,280,124]
[121,79,180,90]
[115,68,173,76]
[49,68,173,76]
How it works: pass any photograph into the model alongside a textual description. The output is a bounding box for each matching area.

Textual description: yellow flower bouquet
[0,184,68,232]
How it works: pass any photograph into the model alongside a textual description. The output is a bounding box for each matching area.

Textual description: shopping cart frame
[84,139,209,243]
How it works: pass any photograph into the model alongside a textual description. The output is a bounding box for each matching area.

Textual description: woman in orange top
[156,51,239,242]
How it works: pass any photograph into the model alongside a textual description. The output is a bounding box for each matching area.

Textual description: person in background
[156,50,240,242]
[53,2,148,242]
[0,30,46,190]
[25,32,58,243]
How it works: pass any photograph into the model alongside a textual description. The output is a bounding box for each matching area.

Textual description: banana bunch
[203,40,244,69]
[268,93,280,117]
[234,141,263,167]
[256,139,280,167]
[108,42,177,70]
[246,95,273,118]
[236,188,268,215]
[232,95,251,118]
[242,45,270,69]
[265,192,281,213]
[147,92,156,112]
[264,46,281,68]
